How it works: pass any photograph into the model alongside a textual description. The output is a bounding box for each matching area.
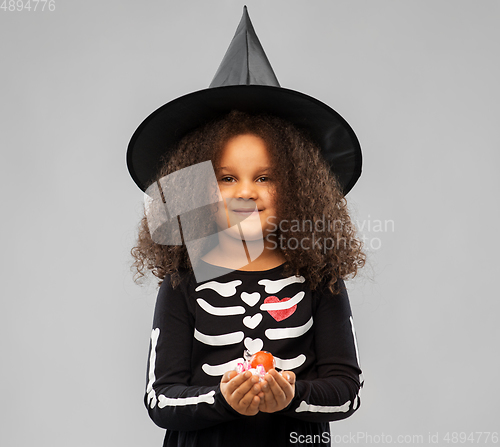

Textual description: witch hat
[127,6,362,195]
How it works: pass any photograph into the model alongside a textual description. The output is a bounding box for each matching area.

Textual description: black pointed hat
[127,6,362,195]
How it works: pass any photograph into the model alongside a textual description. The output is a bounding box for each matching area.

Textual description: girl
[131,111,365,447]
[128,8,365,447]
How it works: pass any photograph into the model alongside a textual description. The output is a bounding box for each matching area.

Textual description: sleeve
[278,278,364,423]
[144,273,244,431]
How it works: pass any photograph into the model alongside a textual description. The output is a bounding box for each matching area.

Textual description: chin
[224,224,264,242]
[239,222,266,238]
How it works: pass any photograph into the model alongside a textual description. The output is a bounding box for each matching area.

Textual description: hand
[257,369,296,413]
[220,370,262,416]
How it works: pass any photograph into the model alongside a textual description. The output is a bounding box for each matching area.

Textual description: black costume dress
[145,261,364,446]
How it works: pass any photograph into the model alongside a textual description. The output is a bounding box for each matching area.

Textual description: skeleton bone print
[145,262,364,436]
[193,273,309,377]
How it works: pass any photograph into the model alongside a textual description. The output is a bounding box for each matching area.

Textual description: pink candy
[235,361,266,379]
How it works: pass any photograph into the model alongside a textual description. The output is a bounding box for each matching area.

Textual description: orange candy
[250,351,275,372]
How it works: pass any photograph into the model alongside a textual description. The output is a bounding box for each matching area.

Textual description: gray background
[1,1,499,446]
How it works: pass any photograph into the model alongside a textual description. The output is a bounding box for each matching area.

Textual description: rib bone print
[146,269,363,422]
[190,276,313,373]
[195,279,242,296]
[258,275,306,293]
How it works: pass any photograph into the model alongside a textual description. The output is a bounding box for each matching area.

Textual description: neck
[202,231,285,271]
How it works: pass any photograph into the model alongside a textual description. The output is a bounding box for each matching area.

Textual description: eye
[220,176,234,183]
[257,176,270,182]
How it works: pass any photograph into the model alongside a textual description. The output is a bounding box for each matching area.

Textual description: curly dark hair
[130,110,365,293]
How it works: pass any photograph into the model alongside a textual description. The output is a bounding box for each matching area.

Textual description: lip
[231,208,262,213]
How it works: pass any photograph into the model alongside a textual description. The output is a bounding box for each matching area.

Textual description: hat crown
[127,6,361,195]
[209,6,280,88]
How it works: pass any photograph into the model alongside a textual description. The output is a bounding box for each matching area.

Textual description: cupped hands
[220,369,295,416]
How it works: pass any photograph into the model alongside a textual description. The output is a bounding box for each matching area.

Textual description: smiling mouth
[231,208,262,213]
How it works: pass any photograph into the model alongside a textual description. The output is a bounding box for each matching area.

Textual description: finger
[279,370,296,401]
[271,369,293,390]
[239,382,262,409]
[232,374,261,401]
[281,370,296,385]
[221,370,238,384]
[259,379,271,397]
[247,393,261,414]
[258,390,268,411]
[260,380,278,411]
[225,371,252,394]
[265,370,287,403]
[260,379,274,400]
[270,369,295,403]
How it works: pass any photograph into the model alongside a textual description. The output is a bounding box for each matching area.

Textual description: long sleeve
[144,273,243,431]
[278,278,364,423]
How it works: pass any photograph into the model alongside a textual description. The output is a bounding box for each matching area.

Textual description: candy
[250,351,275,372]
[234,350,275,380]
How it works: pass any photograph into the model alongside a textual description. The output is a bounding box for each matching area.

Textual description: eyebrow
[217,166,272,171]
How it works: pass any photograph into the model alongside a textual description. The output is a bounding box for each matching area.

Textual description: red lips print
[263,296,296,322]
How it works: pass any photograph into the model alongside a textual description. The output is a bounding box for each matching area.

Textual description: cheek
[213,201,229,229]
[216,184,227,200]
[263,188,278,209]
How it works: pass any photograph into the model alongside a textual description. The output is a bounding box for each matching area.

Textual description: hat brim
[127,84,362,195]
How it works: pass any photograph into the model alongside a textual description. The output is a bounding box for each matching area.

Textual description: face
[214,133,277,242]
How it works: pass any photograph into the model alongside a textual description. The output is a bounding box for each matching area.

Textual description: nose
[235,179,258,200]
